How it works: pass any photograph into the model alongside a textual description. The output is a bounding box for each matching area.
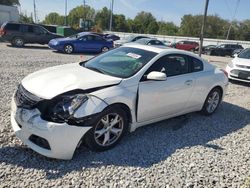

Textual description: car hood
[21,63,122,99]
[233,57,250,66]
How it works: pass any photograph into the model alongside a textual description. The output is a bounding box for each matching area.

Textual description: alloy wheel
[64,45,73,54]
[206,91,220,113]
[94,113,124,147]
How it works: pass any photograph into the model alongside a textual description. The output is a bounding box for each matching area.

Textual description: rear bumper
[11,98,92,160]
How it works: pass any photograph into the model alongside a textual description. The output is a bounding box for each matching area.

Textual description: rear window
[5,23,20,31]
[190,57,203,72]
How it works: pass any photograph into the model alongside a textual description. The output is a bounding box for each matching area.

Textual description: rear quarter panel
[188,64,228,110]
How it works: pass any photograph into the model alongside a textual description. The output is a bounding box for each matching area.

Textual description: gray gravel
[0,43,249,188]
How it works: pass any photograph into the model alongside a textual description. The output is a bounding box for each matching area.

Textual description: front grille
[236,64,250,69]
[15,84,42,109]
[230,69,250,80]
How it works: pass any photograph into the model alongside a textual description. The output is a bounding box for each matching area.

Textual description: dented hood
[21,63,122,99]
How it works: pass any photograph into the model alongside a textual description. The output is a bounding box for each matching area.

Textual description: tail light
[0,28,6,36]
[220,69,228,77]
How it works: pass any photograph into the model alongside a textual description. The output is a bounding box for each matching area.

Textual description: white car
[11,44,228,160]
[226,48,250,83]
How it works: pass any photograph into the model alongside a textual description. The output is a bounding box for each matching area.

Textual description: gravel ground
[0,43,249,188]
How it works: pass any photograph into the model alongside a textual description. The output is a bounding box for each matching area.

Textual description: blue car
[48,32,114,54]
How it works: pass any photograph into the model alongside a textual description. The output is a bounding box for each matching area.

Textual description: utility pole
[83,0,86,31]
[109,0,114,31]
[199,0,209,57]
[64,0,67,26]
[33,0,37,23]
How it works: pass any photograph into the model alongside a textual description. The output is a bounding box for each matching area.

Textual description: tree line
[1,0,250,41]
[41,6,250,41]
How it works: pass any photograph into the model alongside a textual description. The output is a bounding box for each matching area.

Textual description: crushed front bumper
[11,98,92,160]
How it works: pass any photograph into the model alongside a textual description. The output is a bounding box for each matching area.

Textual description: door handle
[185,80,193,85]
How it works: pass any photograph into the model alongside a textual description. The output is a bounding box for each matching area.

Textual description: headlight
[228,61,234,68]
[52,94,88,121]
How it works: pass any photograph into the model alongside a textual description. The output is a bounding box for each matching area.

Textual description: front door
[137,54,195,122]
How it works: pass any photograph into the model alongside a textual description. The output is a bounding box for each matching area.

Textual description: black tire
[11,37,25,47]
[64,44,74,54]
[201,88,222,115]
[101,46,109,53]
[84,106,128,151]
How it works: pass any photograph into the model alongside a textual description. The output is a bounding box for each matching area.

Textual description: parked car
[205,44,244,57]
[0,22,62,47]
[226,48,250,83]
[194,45,216,54]
[11,44,228,159]
[171,40,199,51]
[133,38,168,48]
[161,40,172,47]
[114,35,149,47]
[48,32,113,54]
[104,34,120,41]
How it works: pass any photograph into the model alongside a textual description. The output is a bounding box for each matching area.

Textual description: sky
[19,0,250,26]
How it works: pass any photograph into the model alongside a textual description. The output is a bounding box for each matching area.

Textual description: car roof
[123,43,196,54]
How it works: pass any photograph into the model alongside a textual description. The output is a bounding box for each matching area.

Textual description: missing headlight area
[38,94,108,126]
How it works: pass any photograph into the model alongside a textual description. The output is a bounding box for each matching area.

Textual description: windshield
[83,47,157,78]
[238,48,250,59]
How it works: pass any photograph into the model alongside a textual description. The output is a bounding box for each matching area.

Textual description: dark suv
[206,44,244,56]
[0,22,62,47]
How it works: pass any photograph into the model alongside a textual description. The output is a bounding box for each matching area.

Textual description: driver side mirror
[146,71,167,81]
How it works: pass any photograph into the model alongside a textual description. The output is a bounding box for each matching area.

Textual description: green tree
[43,12,64,25]
[0,0,19,6]
[234,20,250,41]
[178,14,230,39]
[68,5,95,28]
[19,12,33,23]
[158,21,179,36]
[94,7,110,31]
[113,14,129,32]
[134,11,158,33]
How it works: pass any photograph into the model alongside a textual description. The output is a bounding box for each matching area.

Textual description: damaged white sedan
[11,44,228,159]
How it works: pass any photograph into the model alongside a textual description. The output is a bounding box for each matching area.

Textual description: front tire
[201,88,222,115]
[101,46,109,53]
[84,107,128,151]
[64,44,74,54]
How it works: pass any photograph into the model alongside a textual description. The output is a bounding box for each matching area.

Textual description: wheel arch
[104,103,132,124]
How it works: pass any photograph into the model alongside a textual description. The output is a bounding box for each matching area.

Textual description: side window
[190,57,203,72]
[34,26,45,34]
[94,36,104,41]
[23,25,34,33]
[5,23,20,31]
[145,54,189,77]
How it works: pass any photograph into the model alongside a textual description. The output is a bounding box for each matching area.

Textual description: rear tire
[201,88,222,115]
[12,37,24,47]
[64,44,74,54]
[84,106,128,151]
